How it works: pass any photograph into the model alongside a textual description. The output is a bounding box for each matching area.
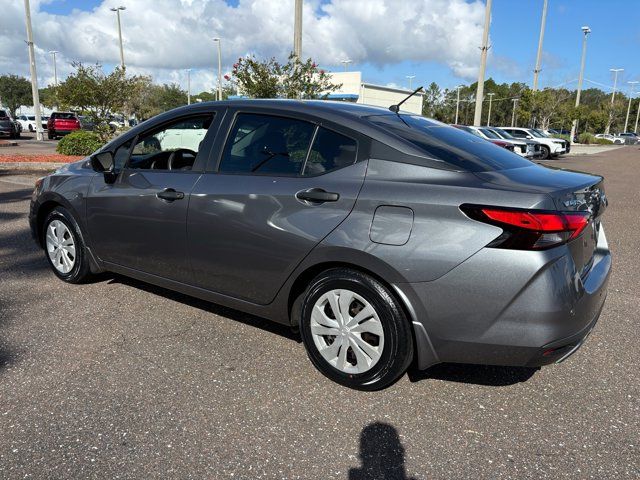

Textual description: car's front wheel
[43,207,92,283]
[299,269,414,390]
[540,145,551,159]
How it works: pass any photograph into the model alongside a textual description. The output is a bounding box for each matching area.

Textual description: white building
[324,71,424,115]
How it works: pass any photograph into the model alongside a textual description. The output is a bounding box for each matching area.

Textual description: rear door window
[367,115,531,172]
[219,113,315,175]
[303,127,357,176]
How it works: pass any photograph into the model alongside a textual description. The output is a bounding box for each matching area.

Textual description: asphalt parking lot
[0,147,638,479]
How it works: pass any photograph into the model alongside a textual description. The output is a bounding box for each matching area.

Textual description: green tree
[231,53,340,99]
[422,82,442,118]
[129,82,187,120]
[56,63,143,136]
[0,74,32,118]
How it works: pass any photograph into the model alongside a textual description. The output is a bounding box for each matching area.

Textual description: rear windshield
[366,115,531,172]
[53,112,76,119]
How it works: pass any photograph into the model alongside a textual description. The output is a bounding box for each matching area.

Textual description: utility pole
[294,0,303,59]
[341,59,352,71]
[511,98,519,127]
[634,96,640,133]
[532,0,548,92]
[473,0,492,126]
[406,75,416,90]
[624,81,638,132]
[454,85,462,124]
[213,38,222,101]
[23,0,43,141]
[110,6,126,69]
[186,69,191,105]
[569,26,590,144]
[605,68,623,134]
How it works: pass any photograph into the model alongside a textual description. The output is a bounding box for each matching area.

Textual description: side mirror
[90,151,118,184]
[526,135,533,139]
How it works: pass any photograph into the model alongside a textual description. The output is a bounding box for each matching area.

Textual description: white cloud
[0,0,487,93]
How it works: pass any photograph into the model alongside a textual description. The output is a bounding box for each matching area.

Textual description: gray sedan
[29,100,611,390]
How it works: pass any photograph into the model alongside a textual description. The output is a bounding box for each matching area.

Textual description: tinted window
[303,127,357,176]
[220,114,315,175]
[491,127,514,139]
[0,111,7,118]
[506,129,528,138]
[479,128,500,139]
[53,112,77,119]
[127,114,214,170]
[367,115,531,172]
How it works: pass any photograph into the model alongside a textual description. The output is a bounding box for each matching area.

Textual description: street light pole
[294,0,302,59]
[532,0,548,92]
[186,69,191,105]
[605,68,623,134]
[49,50,58,86]
[486,92,495,126]
[213,38,222,101]
[341,59,352,71]
[569,26,590,145]
[110,6,126,69]
[406,75,415,90]
[23,0,43,141]
[473,0,492,126]
[511,98,519,127]
[634,96,640,134]
[624,81,638,133]
[454,85,462,124]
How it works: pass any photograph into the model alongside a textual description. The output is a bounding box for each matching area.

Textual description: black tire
[28,124,34,132]
[540,145,551,160]
[299,268,414,390]
[47,130,53,140]
[42,207,92,284]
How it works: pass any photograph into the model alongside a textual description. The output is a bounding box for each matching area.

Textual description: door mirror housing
[90,151,118,184]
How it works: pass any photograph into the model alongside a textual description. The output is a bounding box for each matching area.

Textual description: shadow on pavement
[106,274,302,343]
[348,422,417,480]
[408,362,539,386]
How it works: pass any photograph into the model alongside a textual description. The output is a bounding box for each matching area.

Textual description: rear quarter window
[367,115,531,172]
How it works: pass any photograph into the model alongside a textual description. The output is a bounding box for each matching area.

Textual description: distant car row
[452,125,569,159]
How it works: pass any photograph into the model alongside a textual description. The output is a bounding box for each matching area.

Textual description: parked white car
[595,134,625,145]
[16,115,47,132]
[466,126,539,159]
[500,127,567,159]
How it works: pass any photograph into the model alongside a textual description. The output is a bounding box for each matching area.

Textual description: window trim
[214,110,360,178]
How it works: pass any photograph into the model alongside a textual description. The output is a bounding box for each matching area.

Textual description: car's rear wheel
[540,145,551,159]
[28,124,33,132]
[43,207,92,283]
[47,130,53,140]
[299,268,413,390]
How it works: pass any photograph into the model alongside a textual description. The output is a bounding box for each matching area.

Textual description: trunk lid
[474,164,606,276]
[55,117,80,130]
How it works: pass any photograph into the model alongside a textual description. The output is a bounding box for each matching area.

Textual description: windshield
[529,129,546,138]
[366,115,532,172]
[479,128,501,139]
[28,116,35,120]
[490,127,514,139]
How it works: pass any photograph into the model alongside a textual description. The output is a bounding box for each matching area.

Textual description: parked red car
[47,112,81,139]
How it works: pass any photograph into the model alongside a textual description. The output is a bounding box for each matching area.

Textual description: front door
[86,113,217,282]
[187,112,367,305]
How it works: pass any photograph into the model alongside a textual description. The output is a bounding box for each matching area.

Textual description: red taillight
[462,205,591,250]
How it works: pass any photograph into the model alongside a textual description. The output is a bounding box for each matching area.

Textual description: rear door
[187,110,368,304]
[86,111,220,282]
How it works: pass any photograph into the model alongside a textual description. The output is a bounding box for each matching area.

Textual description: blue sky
[24,0,640,94]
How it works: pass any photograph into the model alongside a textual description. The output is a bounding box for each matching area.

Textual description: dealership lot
[0,148,638,479]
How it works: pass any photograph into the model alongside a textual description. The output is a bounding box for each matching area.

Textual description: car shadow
[348,422,417,480]
[105,274,302,343]
[408,362,539,387]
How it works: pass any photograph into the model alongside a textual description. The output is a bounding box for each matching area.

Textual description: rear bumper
[396,225,611,370]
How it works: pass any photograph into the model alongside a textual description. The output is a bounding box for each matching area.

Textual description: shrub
[578,133,613,145]
[56,130,104,156]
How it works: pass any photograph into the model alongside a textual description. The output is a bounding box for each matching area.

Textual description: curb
[0,162,66,171]
[0,141,19,147]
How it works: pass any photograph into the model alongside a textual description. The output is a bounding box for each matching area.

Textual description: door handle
[156,188,184,202]
[295,188,340,204]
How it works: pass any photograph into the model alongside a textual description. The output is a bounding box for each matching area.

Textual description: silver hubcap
[45,219,76,274]
[310,289,384,374]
